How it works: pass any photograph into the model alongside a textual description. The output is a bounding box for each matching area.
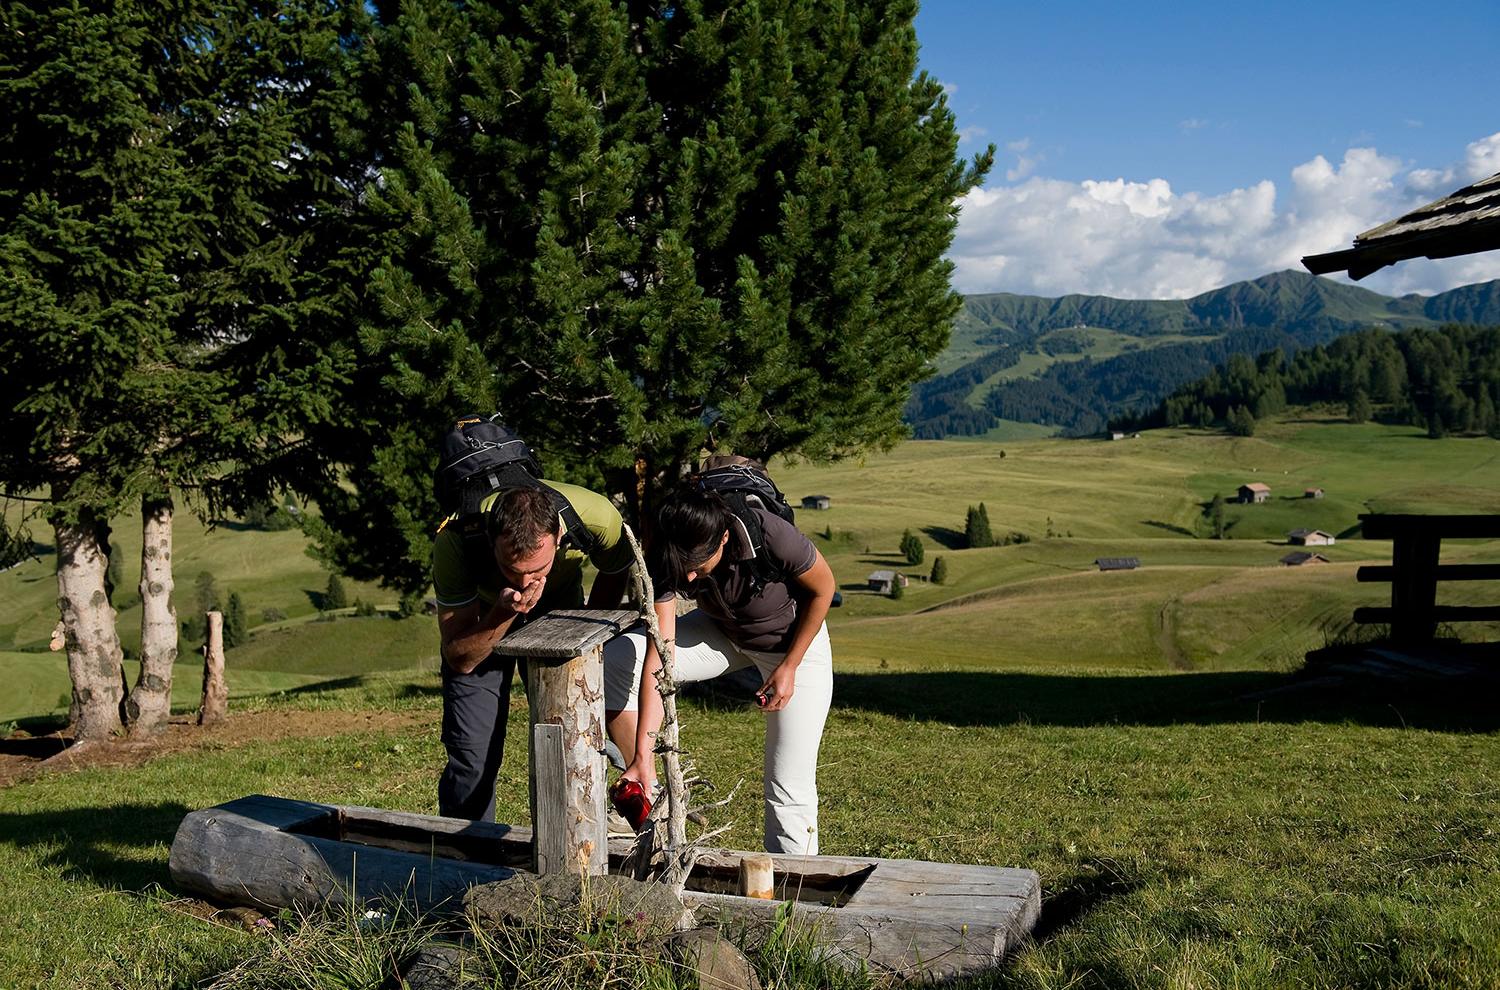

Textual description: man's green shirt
[431,481,632,612]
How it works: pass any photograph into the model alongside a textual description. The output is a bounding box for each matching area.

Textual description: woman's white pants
[603,610,833,856]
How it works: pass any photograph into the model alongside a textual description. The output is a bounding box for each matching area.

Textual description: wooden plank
[1353,605,1500,625]
[1358,563,1500,583]
[531,723,568,874]
[1359,514,1500,540]
[492,609,636,659]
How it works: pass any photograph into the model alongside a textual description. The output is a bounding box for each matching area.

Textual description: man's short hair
[486,487,560,560]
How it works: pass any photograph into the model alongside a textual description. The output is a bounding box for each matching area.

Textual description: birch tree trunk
[53,507,125,741]
[126,495,176,735]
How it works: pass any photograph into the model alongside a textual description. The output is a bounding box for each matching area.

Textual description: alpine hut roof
[1095,557,1140,571]
[1302,171,1500,280]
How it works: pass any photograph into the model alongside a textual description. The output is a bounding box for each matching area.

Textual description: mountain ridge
[914,271,1500,438]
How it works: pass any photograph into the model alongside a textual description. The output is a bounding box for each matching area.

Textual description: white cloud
[1004,137,1041,182]
[950,131,1500,298]
[1179,118,1209,132]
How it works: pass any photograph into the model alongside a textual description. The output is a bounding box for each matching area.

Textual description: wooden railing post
[492,608,635,876]
[1389,535,1440,644]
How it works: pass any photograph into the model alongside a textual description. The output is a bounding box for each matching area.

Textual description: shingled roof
[1302,171,1500,280]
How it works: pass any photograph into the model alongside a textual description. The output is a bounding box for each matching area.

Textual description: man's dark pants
[438,653,518,821]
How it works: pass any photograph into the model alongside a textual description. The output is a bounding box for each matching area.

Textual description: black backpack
[693,455,795,586]
[434,414,599,569]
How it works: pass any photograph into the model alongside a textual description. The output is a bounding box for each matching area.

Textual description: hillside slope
[915,271,1500,437]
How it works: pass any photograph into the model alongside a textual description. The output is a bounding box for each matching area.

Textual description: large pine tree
[0,0,365,737]
[287,0,993,592]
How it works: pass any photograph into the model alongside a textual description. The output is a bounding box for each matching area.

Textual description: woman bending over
[603,488,837,855]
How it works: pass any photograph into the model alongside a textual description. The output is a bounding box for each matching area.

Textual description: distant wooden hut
[1094,557,1140,572]
[801,495,832,510]
[1281,551,1330,567]
[1304,487,1324,499]
[1287,528,1336,546]
[1303,171,1500,280]
[1238,482,1271,504]
[867,570,908,593]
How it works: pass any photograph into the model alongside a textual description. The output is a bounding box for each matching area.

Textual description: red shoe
[609,778,653,829]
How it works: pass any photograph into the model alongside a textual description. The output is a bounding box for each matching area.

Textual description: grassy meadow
[3,414,1500,988]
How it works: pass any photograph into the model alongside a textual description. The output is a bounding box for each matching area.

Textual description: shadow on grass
[828,668,1500,732]
[1029,856,1145,944]
[1142,520,1196,537]
[921,526,967,550]
[0,801,191,890]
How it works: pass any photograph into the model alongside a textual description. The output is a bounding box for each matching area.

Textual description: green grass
[0,651,330,724]
[4,415,1500,986]
[1,674,1496,988]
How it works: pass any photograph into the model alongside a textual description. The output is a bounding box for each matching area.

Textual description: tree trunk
[54,508,126,741]
[127,495,176,735]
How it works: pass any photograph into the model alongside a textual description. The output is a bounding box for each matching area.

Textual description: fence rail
[1353,513,1500,643]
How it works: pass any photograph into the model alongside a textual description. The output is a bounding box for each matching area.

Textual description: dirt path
[0,707,430,789]
[1155,597,1192,670]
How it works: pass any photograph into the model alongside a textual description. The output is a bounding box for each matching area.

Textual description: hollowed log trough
[168,610,1040,980]
[170,796,1040,980]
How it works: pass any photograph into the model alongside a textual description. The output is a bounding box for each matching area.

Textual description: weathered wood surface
[199,611,227,726]
[525,643,608,875]
[739,854,774,899]
[530,723,574,874]
[170,795,1042,981]
[168,796,519,914]
[492,609,636,659]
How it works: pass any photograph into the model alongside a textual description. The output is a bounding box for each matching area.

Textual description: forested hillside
[1123,323,1500,439]
[910,270,1500,438]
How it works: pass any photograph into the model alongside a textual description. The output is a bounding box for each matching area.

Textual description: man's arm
[437,581,545,674]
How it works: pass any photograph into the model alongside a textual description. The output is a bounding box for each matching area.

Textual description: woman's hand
[622,756,658,797]
[757,661,798,712]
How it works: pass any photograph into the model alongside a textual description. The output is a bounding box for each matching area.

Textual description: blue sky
[915,1,1500,298]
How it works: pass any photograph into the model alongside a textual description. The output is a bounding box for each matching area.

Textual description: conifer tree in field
[1346,389,1372,424]
[224,592,248,650]
[324,573,349,611]
[930,555,948,584]
[288,0,994,592]
[0,1,366,737]
[900,529,924,565]
[964,504,994,549]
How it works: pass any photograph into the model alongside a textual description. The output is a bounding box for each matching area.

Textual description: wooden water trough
[168,609,1040,980]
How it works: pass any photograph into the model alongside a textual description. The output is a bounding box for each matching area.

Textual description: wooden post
[739,854,775,899]
[1390,535,1440,644]
[493,608,635,876]
[199,611,227,726]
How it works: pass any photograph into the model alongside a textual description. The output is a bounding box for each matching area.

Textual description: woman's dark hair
[649,489,735,598]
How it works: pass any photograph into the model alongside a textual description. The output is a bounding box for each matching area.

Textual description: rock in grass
[666,928,763,990]
[396,943,488,990]
[463,873,693,938]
